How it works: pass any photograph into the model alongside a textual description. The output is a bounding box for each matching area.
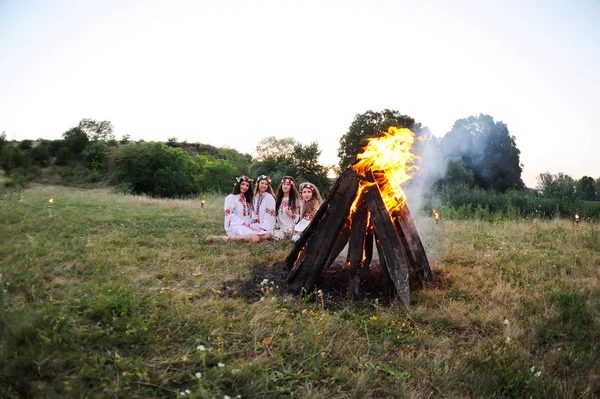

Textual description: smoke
[404,134,447,217]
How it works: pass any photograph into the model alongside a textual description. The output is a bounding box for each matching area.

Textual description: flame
[575,213,580,222]
[48,198,54,204]
[432,209,439,221]
[352,127,420,213]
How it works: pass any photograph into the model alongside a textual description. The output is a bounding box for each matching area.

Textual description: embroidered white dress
[276,195,300,232]
[223,194,255,236]
[251,192,276,235]
[294,201,320,233]
[273,195,300,240]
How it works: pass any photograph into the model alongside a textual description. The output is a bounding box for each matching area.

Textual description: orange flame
[351,127,420,213]
[575,213,580,223]
[48,198,54,204]
[432,209,439,222]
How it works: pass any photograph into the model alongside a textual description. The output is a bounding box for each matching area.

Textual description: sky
[1,0,599,188]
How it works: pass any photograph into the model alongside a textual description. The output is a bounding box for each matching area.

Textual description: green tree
[576,176,596,201]
[196,157,238,192]
[30,142,52,167]
[250,137,330,191]
[83,142,110,172]
[116,143,200,197]
[536,172,554,195]
[338,109,422,171]
[441,157,474,186]
[62,127,89,157]
[78,119,115,142]
[441,114,524,192]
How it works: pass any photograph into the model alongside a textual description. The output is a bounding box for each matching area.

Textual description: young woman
[273,176,301,240]
[250,174,276,238]
[292,182,323,241]
[206,176,264,243]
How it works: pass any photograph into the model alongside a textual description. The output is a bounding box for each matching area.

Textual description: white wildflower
[505,336,511,344]
[185,390,191,394]
[224,396,231,399]
[260,279,269,286]
[530,366,535,373]
[197,345,206,351]
[218,362,225,367]
[503,319,509,325]
[195,372,202,379]
[301,309,307,315]
[180,392,186,396]
[260,296,265,301]
[535,371,541,377]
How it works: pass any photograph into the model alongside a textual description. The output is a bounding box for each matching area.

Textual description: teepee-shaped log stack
[286,167,431,305]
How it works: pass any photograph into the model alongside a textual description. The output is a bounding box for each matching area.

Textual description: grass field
[1,185,599,398]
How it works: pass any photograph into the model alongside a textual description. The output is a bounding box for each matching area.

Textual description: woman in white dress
[250,174,276,239]
[273,176,301,240]
[206,176,265,243]
[292,182,323,241]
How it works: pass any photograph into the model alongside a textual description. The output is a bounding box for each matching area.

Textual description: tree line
[1,111,598,208]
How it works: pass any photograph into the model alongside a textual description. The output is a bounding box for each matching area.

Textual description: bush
[116,143,201,197]
[31,142,52,167]
[83,141,109,172]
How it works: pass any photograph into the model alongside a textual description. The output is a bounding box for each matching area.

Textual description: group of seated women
[206,175,323,243]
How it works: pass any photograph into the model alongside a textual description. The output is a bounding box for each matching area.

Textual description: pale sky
[1,0,599,188]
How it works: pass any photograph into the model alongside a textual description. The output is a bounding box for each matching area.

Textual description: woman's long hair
[275,176,300,213]
[299,182,323,218]
[232,176,254,206]
[253,175,275,197]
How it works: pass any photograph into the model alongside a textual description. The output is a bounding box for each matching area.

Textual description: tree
[78,119,115,142]
[338,110,423,171]
[536,172,554,195]
[255,137,297,161]
[441,157,474,186]
[576,176,596,201]
[250,137,330,191]
[62,127,89,156]
[441,114,524,192]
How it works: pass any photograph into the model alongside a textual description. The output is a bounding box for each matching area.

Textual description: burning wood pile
[286,127,432,305]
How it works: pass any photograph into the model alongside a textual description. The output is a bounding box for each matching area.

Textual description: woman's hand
[285,209,294,217]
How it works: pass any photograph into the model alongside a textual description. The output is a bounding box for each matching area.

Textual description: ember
[286,127,431,305]
[575,213,580,225]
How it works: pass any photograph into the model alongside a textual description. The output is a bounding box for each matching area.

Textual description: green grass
[1,185,599,398]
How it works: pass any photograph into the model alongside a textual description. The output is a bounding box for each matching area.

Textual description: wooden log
[393,205,432,281]
[370,170,431,281]
[285,167,352,269]
[323,224,350,270]
[363,184,411,306]
[287,168,360,293]
[348,199,368,299]
[374,232,394,296]
[360,226,374,281]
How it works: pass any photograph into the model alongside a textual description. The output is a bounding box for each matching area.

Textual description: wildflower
[218,362,225,367]
[195,372,202,379]
[535,371,541,377]
[197,345,206,351]
[185,390,191,394]
[530,366,535,373]
[370,316,378,321]
[503,319,509,325]
[260,297,265,301]
[224,396,231,399]
[180,392,186,396]
[301,309,307,315]
[261,279,269,286]
[505,336,511,344]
